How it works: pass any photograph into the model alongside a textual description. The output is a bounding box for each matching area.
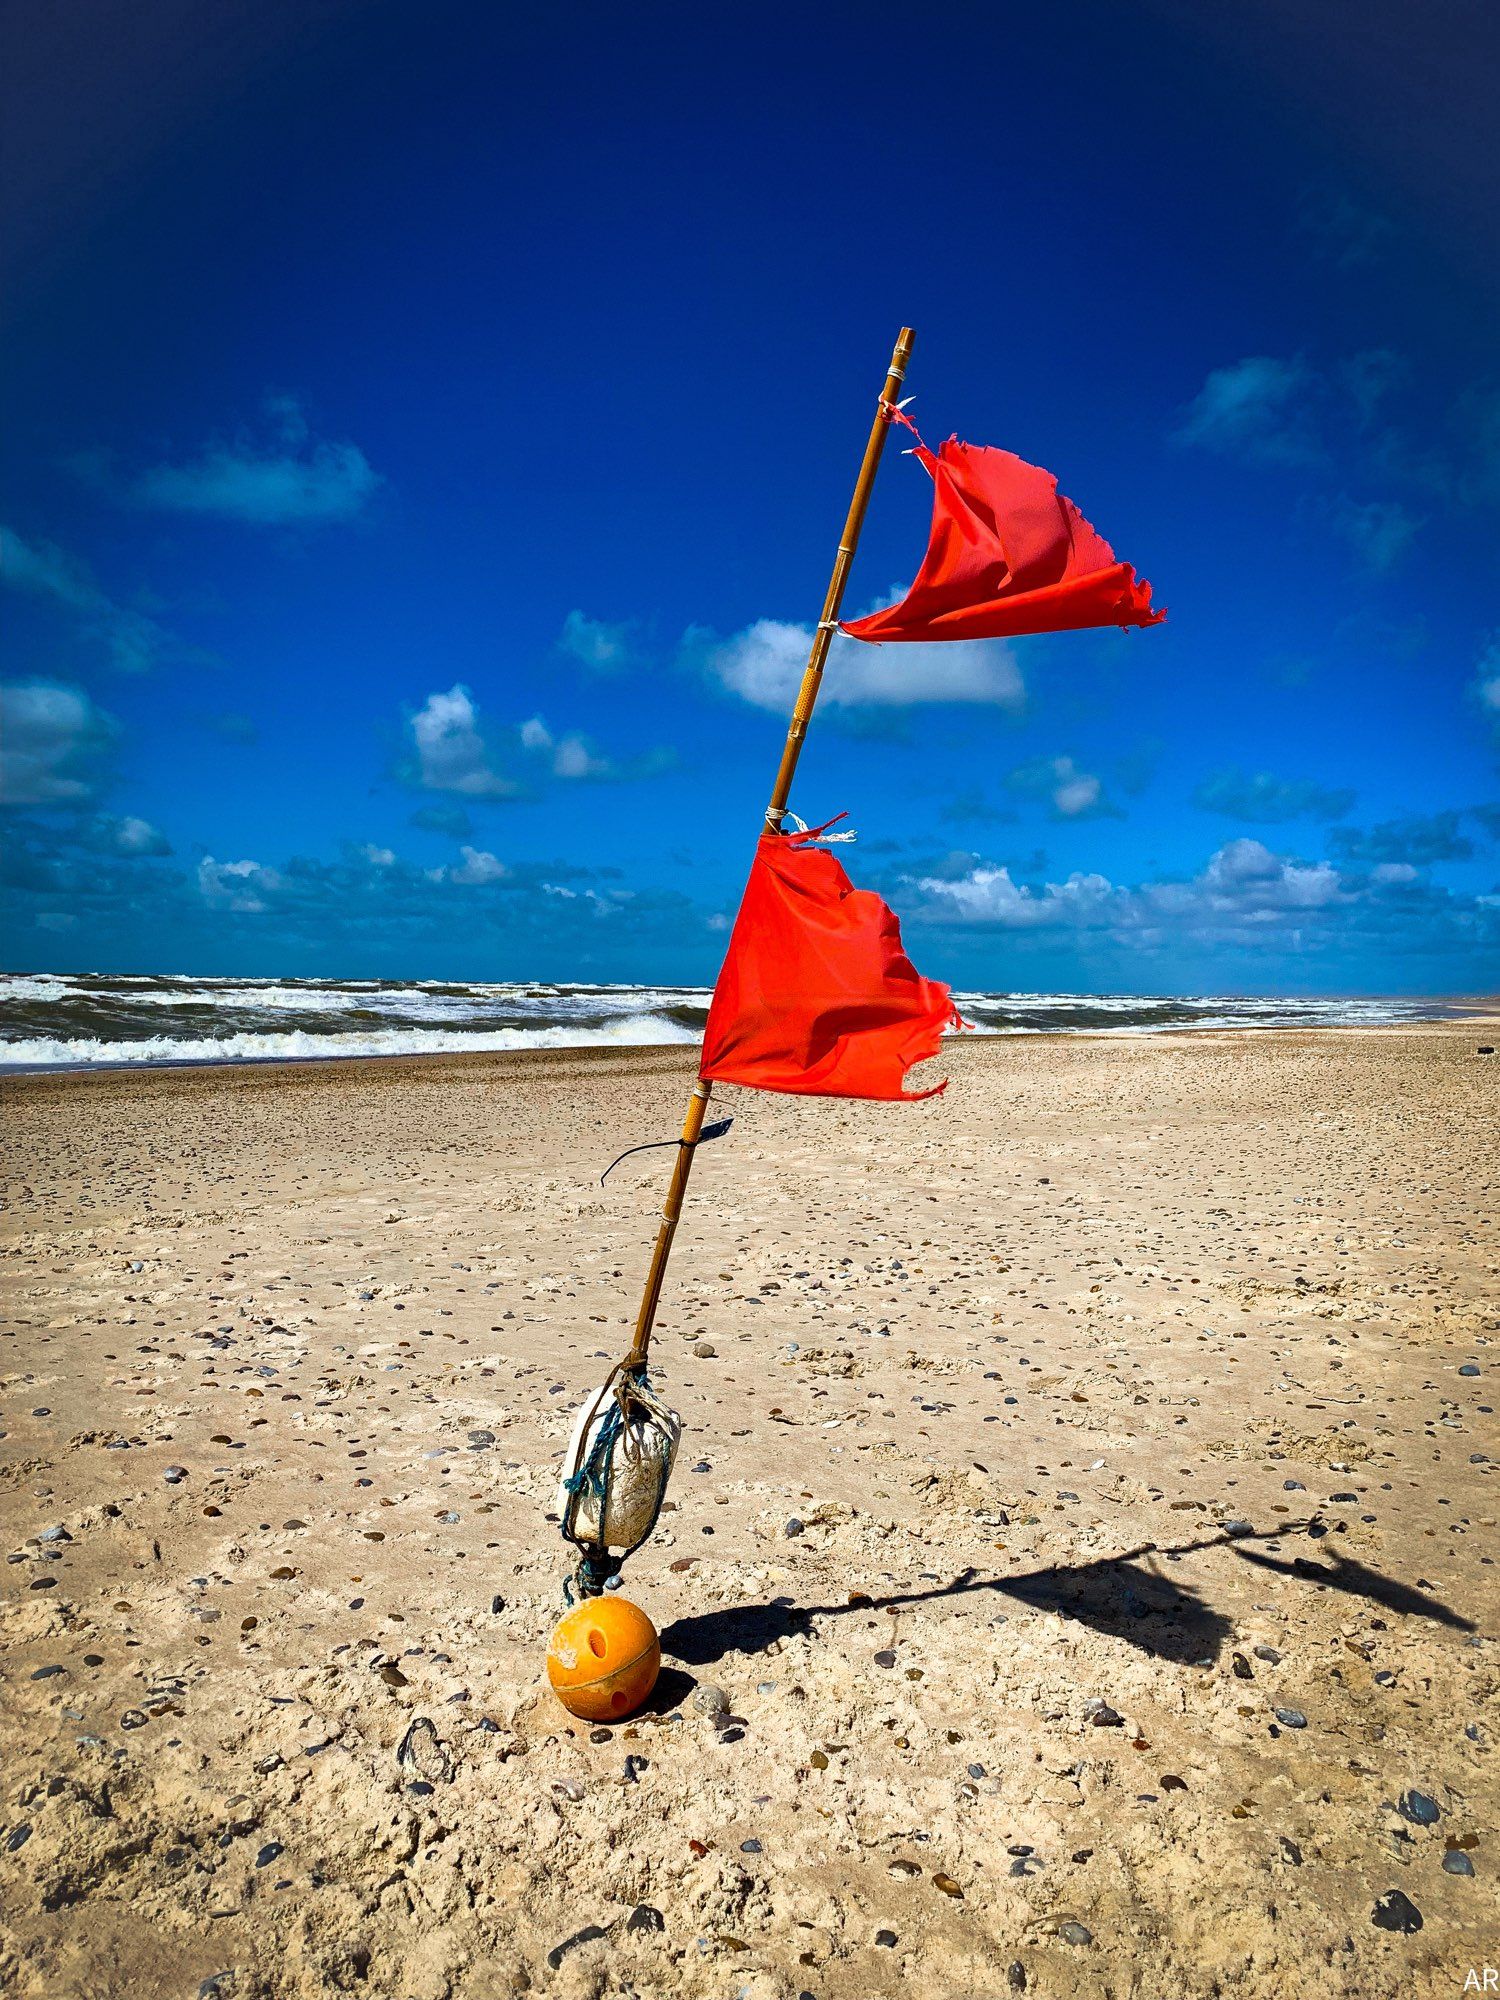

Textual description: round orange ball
[546,1595,660,1721]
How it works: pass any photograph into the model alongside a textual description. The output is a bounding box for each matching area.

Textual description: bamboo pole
[623,327,915,1371]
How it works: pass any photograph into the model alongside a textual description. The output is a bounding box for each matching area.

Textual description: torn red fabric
[700,820,958,1102]
[841,420,1163,644]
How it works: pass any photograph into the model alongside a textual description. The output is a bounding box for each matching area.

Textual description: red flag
[700,820,958,1102]
[841,419,1163,644]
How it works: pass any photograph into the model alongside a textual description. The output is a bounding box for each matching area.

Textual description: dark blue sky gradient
[3,0,1497,991]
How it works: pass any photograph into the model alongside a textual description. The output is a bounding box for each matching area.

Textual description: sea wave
[0,971,1464,1073]
[0,1013,702,1070]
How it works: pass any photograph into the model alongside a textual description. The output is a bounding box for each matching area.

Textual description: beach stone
[783,1517,804,1538]
[1442,1850,1475,1876]
[691,1685,729,1715]
[163,1465,188,1484]
[546,1924,610,1969]
[692,1342,716,1359]
[874,1929,898,1948]
[1274,1708,1307,1729]
[1058,1921,1093,1946]
[1371,1889,1422,1933]
[1398,1789,1440,1825]
[625,1904,664,1934]
[873,1650,897,1669]
[1007,1964,1027,1991]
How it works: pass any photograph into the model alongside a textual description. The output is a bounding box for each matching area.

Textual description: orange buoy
[546,1595,660,1721]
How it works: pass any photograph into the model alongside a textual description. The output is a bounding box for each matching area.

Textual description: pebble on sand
[1370,1890,1423,1934]
[1398,1789,1440,1826]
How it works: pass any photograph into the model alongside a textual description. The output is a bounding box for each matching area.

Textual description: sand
[1,1028,1495,2000]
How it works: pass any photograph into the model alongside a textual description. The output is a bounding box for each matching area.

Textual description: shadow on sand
[659,1524,1475,1673]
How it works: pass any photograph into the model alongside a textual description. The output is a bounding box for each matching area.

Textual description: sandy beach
[1,1027,1495,2000]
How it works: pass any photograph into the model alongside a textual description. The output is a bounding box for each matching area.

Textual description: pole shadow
[1228,1544,1477,1631]
[659,1524,1475,1672]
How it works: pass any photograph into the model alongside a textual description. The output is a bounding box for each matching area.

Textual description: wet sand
[1,1028,1495,1999]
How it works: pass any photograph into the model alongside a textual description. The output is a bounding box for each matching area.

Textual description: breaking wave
[0,971,1464,1073]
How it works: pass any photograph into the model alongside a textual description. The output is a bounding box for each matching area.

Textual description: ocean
[0,972,1467,1073]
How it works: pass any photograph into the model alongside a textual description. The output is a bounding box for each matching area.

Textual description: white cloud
[519,712,666,782]
[1473,632,1500,726]
[915,864,1123,928]
[551,732,610,779]
[404,690,669,798]
[914,837,1348,937]
[2,526,88,604]
[541,881,618,914]
[1194,767,1356,823]
[1197,837,1343,911]
[558,611,640,672]
[122,396,381,526]
[1175,356,1321,466]
[0,680,120,804]
[1007,754,1116,819]
[406,685,519,798]
[198,855,282,913]
[0,524,170,673]
[100,813,171,856]
[447,845,507,886]
[694,617,1024,711]
[358,843,396,868]
[1325,494,1420,572]
[518,714,603,776]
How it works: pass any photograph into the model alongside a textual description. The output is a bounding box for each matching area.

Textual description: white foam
[0,1014,701,1072]
[0,970,1451,1074]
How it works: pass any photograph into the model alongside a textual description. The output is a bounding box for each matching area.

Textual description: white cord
[785,812,857,843]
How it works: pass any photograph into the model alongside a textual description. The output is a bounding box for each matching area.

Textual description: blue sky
[3,0,1497,994]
